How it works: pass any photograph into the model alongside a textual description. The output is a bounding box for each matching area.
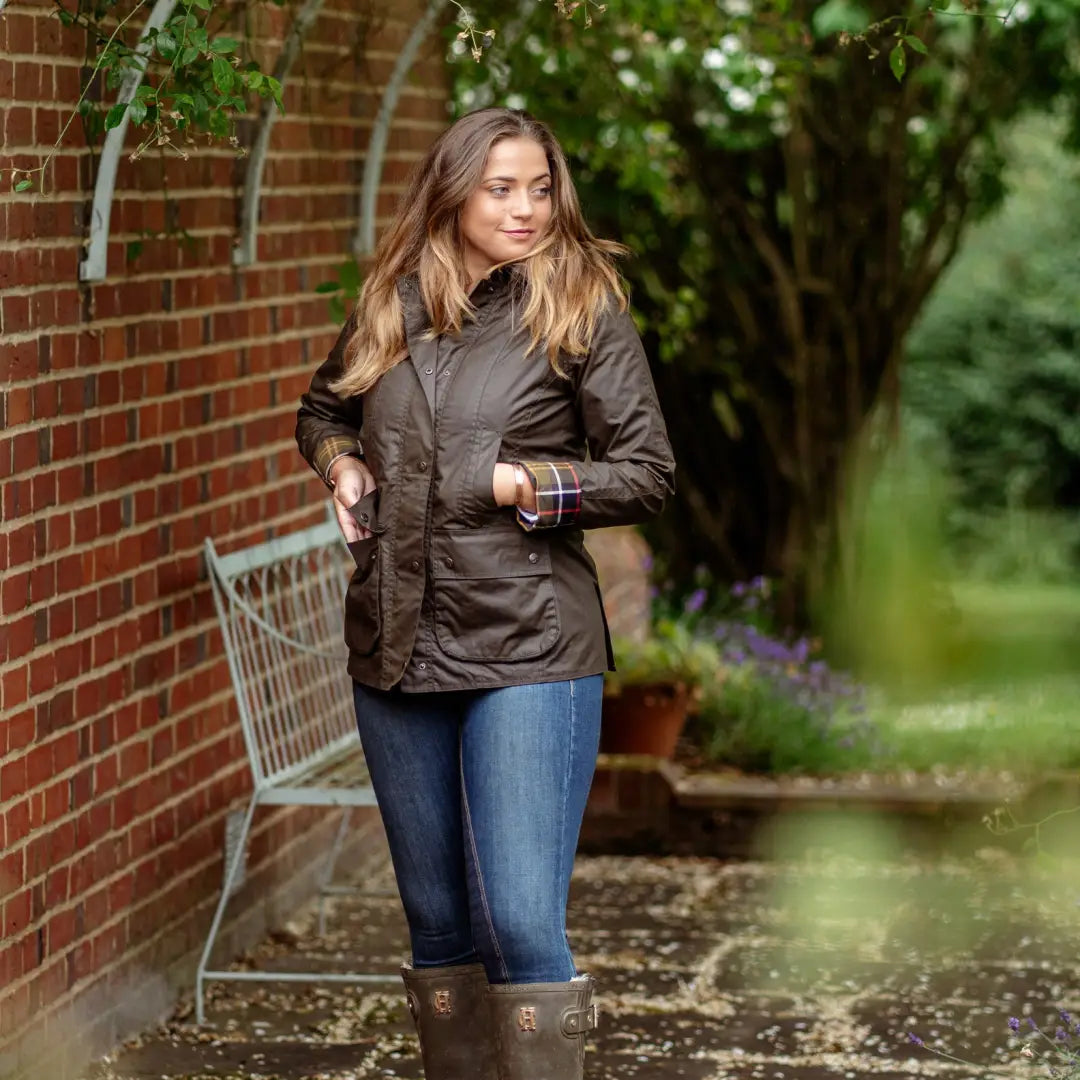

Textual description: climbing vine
[2,0,607,193]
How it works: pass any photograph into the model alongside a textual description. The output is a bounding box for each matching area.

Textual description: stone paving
[84,844,1080,1080]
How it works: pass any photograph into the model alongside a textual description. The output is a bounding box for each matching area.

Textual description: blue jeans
[352,676,603,985]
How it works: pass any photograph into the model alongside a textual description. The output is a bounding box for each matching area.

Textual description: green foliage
[449,0,1080,618]
[904,116,1080,581]
[7,0,285,193]
[315,258,364,324]
[606,619,720,693]
[692,666,878,775]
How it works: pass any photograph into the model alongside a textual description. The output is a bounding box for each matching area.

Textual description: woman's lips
[502,230,534,239]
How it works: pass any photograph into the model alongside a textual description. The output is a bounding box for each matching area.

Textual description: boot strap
[560,1003,597,1036]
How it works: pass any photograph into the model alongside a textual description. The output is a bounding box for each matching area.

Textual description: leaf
[246,71,264,91]
[135,84,157,101]
[265,74,284,108]
[210,37,239,54]
[889,42,906,82]
[315,280,341,294]
[156,30,178,59]
[338,258,363,295]
[212,56,234,94]
[180,46,200,66]
[128,99,148,125]
[903,34,928,55]
[191,27,209,50]
[15,178,33,192]
[208,109,229,137]
[329,296,346,325]
[811,0,871,38]
[105,101,129,130]
[192,0,211,10]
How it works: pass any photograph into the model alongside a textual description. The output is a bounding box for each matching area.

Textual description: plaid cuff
[515,461,581,530]
[314,435,364,485]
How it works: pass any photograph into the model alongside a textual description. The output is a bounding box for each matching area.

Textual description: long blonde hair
[330,107,628,397]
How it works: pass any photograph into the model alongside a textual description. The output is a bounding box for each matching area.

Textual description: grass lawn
[871,581,1080,774]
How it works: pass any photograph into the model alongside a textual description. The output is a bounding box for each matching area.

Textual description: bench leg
[317,806,352,936]
[196,792,259,1025]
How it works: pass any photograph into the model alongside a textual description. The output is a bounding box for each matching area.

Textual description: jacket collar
[396,264,520,323]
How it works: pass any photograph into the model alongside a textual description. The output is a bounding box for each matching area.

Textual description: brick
[3,889,32,938]
[43,779,66,823]
[1,757,28,801]
[3,799,31,848]
[3,105,32,147]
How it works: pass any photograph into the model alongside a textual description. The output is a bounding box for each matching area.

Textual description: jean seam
[460,745,511,986]
[559,679,576,977]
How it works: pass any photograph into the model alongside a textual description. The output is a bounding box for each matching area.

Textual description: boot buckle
[560,1003,597,1035]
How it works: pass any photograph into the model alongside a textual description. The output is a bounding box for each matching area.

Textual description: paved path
[84,847,1079,1079]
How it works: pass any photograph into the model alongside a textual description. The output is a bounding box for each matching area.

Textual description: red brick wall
[0,2,447,1073]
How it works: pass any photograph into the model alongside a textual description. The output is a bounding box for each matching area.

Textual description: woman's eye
[533,187,552,198]
[490,186,510,197]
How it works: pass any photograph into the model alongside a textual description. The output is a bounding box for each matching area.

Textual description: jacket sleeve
[515,304,675,531]
[295,311,365,485]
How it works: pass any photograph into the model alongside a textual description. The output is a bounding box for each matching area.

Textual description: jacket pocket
[344,536,381,657]
[431,529,561,662]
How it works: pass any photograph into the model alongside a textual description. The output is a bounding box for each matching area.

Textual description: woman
[295,107,674,1080]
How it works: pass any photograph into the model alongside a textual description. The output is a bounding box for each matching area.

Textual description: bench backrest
[205,520,357,791]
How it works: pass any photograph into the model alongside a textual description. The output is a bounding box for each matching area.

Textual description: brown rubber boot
[486,974,597,1079]
[401,962,498,1079]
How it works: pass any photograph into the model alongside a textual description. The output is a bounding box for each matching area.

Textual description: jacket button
[359,512,369,522]
[528,552,539,564]
[411,559,421,571]
[424,367,434,375]
[418,661,427,670]
[444,556,454,569]
[370,550,377,561]
[418,461,428,472]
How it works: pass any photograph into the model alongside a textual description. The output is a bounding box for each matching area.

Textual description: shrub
[652,576,882,776]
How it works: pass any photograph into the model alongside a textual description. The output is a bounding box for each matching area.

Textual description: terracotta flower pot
[599,681,690,758]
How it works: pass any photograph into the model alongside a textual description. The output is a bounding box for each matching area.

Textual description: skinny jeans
[352,676,603,985]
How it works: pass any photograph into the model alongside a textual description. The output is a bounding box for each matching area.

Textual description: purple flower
[685,588,707,614]
[731,581,747,598]
[1056,1028,1068,1041]
[1060,1011,1072,1025]
[1028,1018,1040,1031]
[641,554,653,572]
[1008,1017,1021,1033]
[908,1033,924,1047]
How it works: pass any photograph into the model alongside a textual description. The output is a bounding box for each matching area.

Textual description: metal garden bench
[196,513,396,1024]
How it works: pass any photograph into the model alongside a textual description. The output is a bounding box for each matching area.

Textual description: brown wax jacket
[295,269,676,692]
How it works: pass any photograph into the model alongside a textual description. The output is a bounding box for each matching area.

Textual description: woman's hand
[492,463,536,512]
[330,457,378,541]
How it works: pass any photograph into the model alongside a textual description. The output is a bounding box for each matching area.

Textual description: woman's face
[459,137,553,283]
